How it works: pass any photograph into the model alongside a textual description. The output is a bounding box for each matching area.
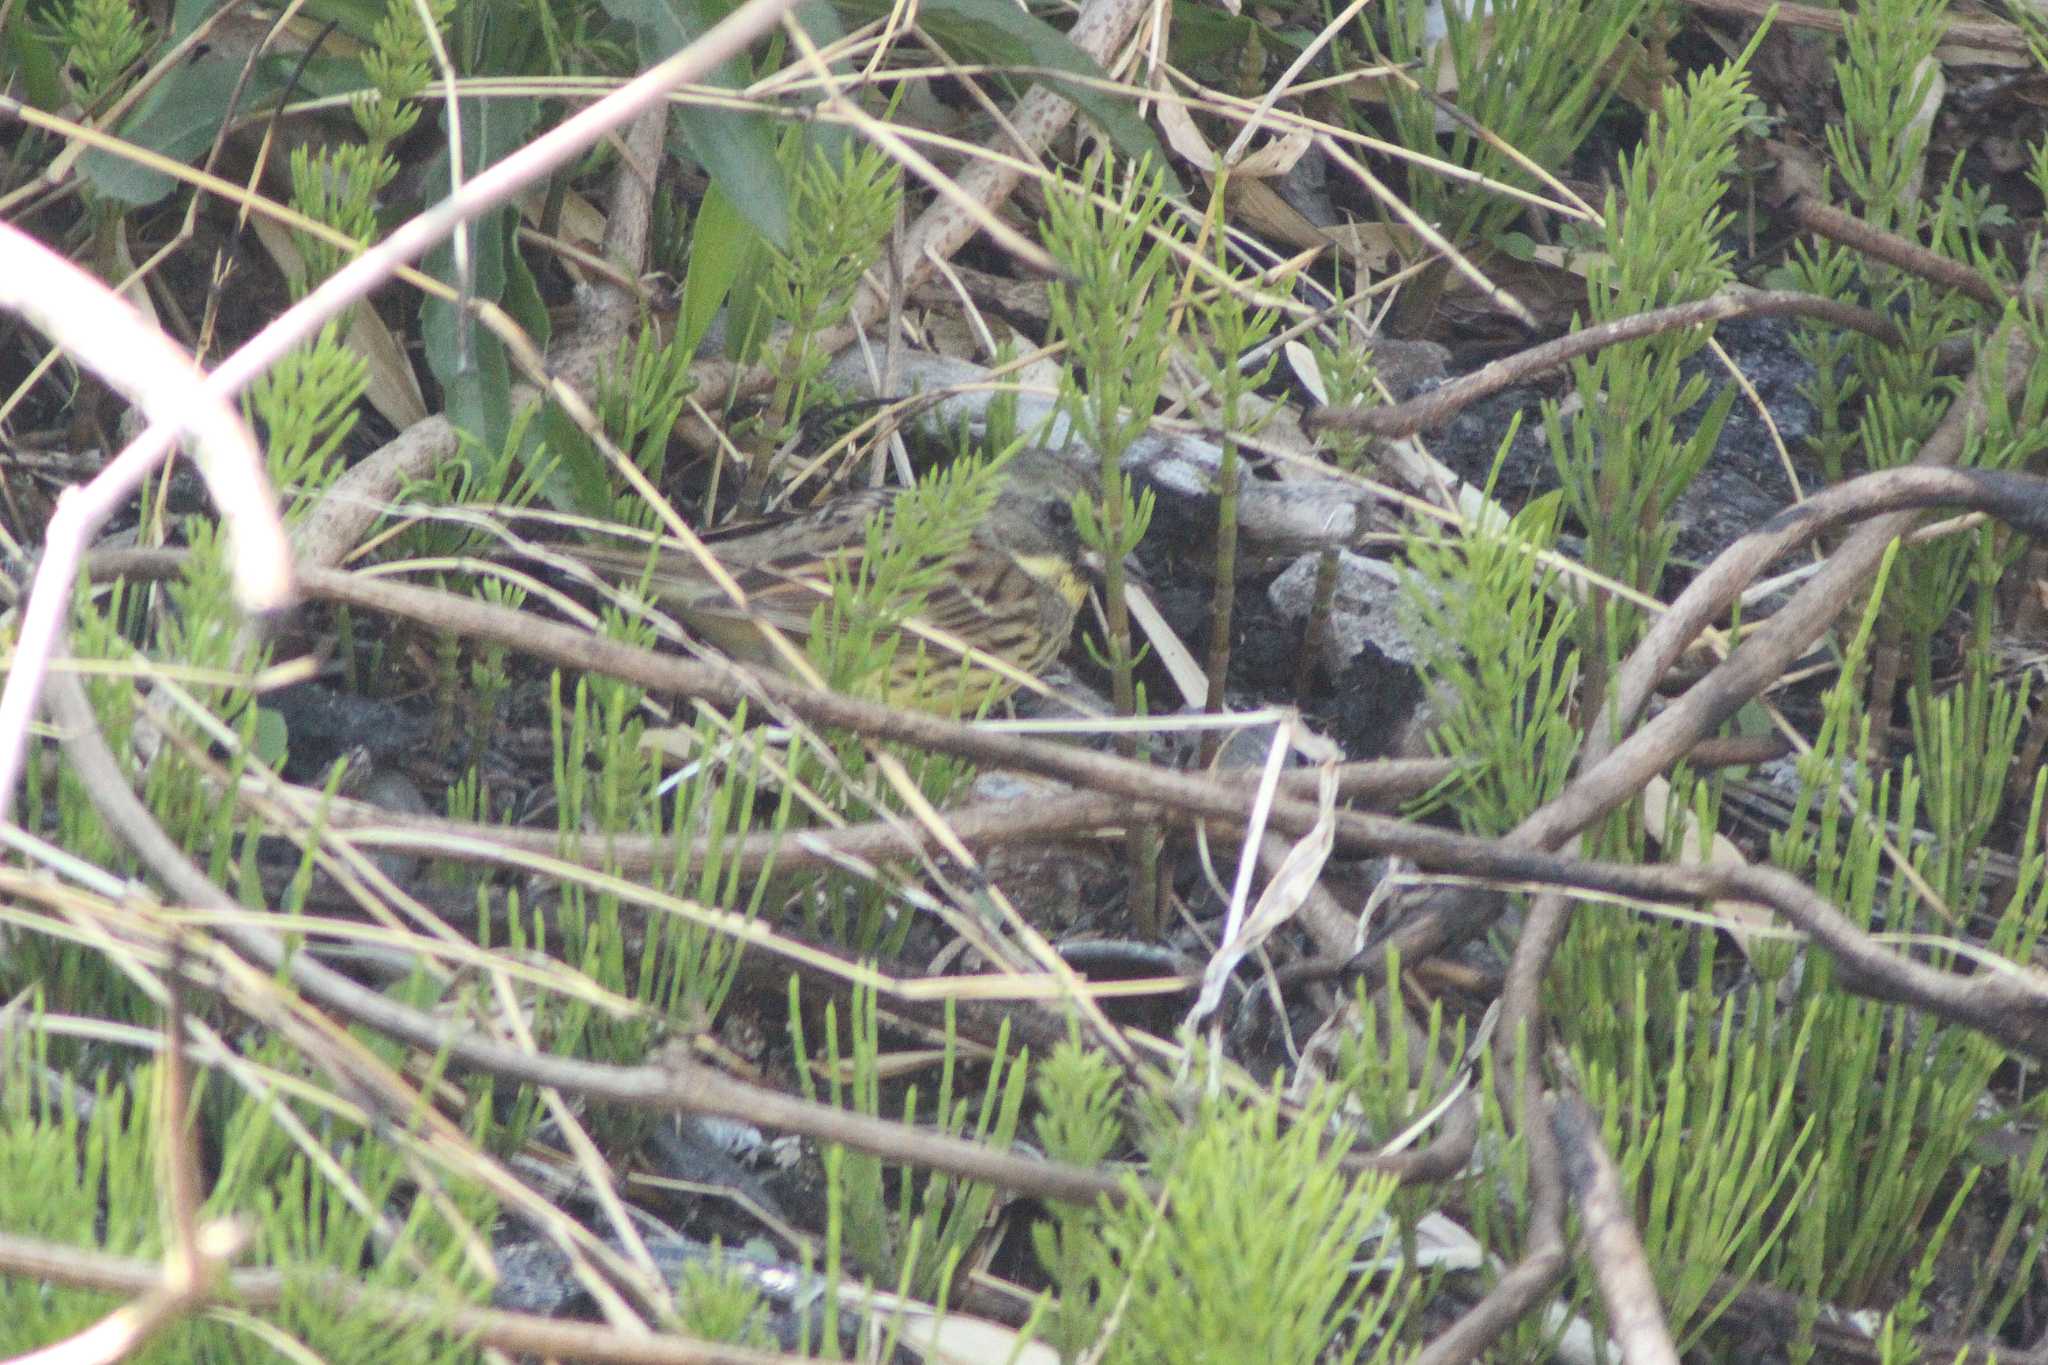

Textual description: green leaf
[539,403,617,518]
[1168,8,1307,66]
[603,0,793,248]
[286,0,390,41]
[1,8,65,111]
[849,0,1175,188]
[1496,230,1540,261]
[419,95,540,455]
[438,324,513,460]
[677,179,761,360]
[80,50,363,205]
[502,231,551,347]
[793,1,854,162]
[84,57,265,204]
[251,706,290,768]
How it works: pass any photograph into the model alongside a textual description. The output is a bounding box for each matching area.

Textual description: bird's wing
[908,557,1051,667]
[699,486,898,562]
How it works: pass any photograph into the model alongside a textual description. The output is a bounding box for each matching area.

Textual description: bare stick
[1555,1096,1679,1365]
[1307,288,1903,441]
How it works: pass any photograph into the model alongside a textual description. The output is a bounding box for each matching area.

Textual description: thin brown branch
[1567,463,2048,844]
[1555,1096,1679,1365]
[1410,1172,1568,1365]
[1306,288,1903,441]
[247,752,1449,881]
[1683,733,1791,768]
[1408,893,1574,1365]
[1681,0,2032,57]
[1345,1092,1479,1186]
[1787,194,2008,310]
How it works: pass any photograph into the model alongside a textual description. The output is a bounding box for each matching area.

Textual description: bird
[541,449,1094,713]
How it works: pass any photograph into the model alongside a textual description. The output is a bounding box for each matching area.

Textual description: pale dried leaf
[1124,577,1208,708]
[1640,773,1774,959]
[1286,339,1330,405]
[1233,127,1314,179]
[1186,763,1337,1029]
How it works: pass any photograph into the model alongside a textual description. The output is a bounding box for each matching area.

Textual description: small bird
[545,449,1094,713]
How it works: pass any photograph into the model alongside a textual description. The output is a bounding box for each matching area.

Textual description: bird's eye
[1046,501,1075,532]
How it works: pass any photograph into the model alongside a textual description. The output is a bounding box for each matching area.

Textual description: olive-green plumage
[551,450,1092,711]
